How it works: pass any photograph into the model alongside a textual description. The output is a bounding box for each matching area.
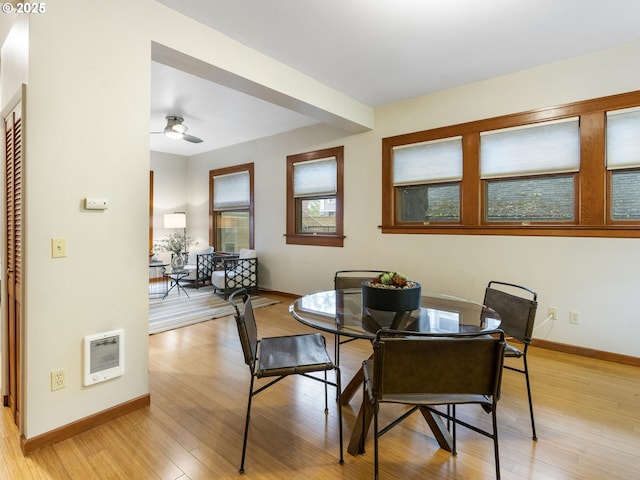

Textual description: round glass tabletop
[289,288,501,339]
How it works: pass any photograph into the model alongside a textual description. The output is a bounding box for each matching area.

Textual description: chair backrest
[238,249,257,259]
[371,330,505,402]
[483,281,537,344]
[186,246,214,266]
[230,288,258,367]
[334,270,387,289]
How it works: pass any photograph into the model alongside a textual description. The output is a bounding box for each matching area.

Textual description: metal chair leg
[373,402,380,480]
[324,370,329,413]
[492,409,501,480]
[239,375,255,473]
[523,353,537,440]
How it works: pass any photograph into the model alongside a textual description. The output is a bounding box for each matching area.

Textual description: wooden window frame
[149,171,154,256]
[382,90,640,238]
[209,163,254,251]
[286,146,345,247]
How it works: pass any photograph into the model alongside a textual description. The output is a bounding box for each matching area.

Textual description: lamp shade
[164,213,186,229]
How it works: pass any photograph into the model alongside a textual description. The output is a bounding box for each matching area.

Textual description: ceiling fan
[151,115,203,143]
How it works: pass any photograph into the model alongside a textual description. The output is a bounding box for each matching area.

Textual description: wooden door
[4,99,23,426]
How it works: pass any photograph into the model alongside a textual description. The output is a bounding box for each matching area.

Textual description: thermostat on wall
[83,329,124,386]
[84,197,109,210]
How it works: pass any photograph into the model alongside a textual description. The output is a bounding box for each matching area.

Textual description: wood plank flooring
[1,293,639,479]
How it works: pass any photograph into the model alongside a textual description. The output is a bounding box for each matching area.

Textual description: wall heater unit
[83,329,124,386]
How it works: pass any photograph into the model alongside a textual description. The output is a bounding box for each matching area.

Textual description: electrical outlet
[51,238,67,258]
[51,369,66,391]
[548,307,558,320]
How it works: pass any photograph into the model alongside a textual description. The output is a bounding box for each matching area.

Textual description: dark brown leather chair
[363,329,506,479]
[483,280,538,440]
[229,288,343,473]
[333,270,387,366]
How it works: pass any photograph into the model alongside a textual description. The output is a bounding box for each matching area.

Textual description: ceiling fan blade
[150,115,204,143]
[183,133,203,143]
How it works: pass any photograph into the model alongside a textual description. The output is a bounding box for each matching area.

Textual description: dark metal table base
[163,271,190,299]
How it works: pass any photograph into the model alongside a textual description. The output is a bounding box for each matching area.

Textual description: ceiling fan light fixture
[170,124,187,134]
[151,115,203,143]
[164,130,184,139]
[163,115,188,139]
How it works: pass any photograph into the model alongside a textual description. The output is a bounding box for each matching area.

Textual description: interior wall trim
[531,339,639,367]
[20,394,151,455]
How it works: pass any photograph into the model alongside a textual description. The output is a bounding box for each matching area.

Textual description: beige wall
[21,2,152,437]
[186,40,640,358]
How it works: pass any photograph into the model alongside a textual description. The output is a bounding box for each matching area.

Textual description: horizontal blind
[392,136,462,186]
[293,156,336,197]
[480,117,580,178]
[606,106,640,170]
[213,171,250,209]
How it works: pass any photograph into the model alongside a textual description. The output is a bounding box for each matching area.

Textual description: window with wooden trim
[286,146,344,247]
[382,90,640,238]
[393,137,462,223]
[480,118,580,223]
[606,106,640,222]
[209,163,254,252]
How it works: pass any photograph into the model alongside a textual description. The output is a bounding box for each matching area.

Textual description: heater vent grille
[83,329,124,386]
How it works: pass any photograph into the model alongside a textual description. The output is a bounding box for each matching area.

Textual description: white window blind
[606,106,640,170]
[293,157,336,197]
[213,171,250,209]
[480,118,580,178]
[392,136,462,186]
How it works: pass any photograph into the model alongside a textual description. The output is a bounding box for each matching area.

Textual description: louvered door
[4,100,22,425]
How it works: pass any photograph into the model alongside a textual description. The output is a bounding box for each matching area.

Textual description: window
[393,137,462,223]
[286,146,344,247]
[480,118,580,223]
[210,163,254,252]
[382,89,640,237]
[606,107,640,222]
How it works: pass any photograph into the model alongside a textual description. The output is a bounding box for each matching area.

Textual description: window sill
[380,225,640,238]
[284,233,345,247]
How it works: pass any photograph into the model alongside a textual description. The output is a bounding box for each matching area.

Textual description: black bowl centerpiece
[361,272,421,313]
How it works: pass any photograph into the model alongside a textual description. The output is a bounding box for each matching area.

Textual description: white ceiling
[150,0,640,156]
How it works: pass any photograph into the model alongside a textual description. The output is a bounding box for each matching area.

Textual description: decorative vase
[361,280,422,312]
[171,253,185,270]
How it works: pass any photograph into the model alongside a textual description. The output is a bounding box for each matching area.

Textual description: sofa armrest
[182,252,216,288]
[211,255,258,298]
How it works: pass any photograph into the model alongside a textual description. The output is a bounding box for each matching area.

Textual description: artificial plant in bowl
[153,232,197,269]
[362,271,421,312]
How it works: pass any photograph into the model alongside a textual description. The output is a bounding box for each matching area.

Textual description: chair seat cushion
[257,333,333,377]
[183,263,197,280]
[210,270,226,288]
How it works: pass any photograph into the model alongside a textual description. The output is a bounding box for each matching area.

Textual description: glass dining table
[289,288,502,455]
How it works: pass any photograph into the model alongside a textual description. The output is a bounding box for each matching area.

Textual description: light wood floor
[2,293,639,479]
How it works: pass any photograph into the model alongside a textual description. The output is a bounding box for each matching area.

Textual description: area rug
[149,286,278,334]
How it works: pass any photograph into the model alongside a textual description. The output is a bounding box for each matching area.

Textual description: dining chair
[362,329,506,479]
[333,270,387,366]
[229,288,344,473]
[483,280,538,440]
